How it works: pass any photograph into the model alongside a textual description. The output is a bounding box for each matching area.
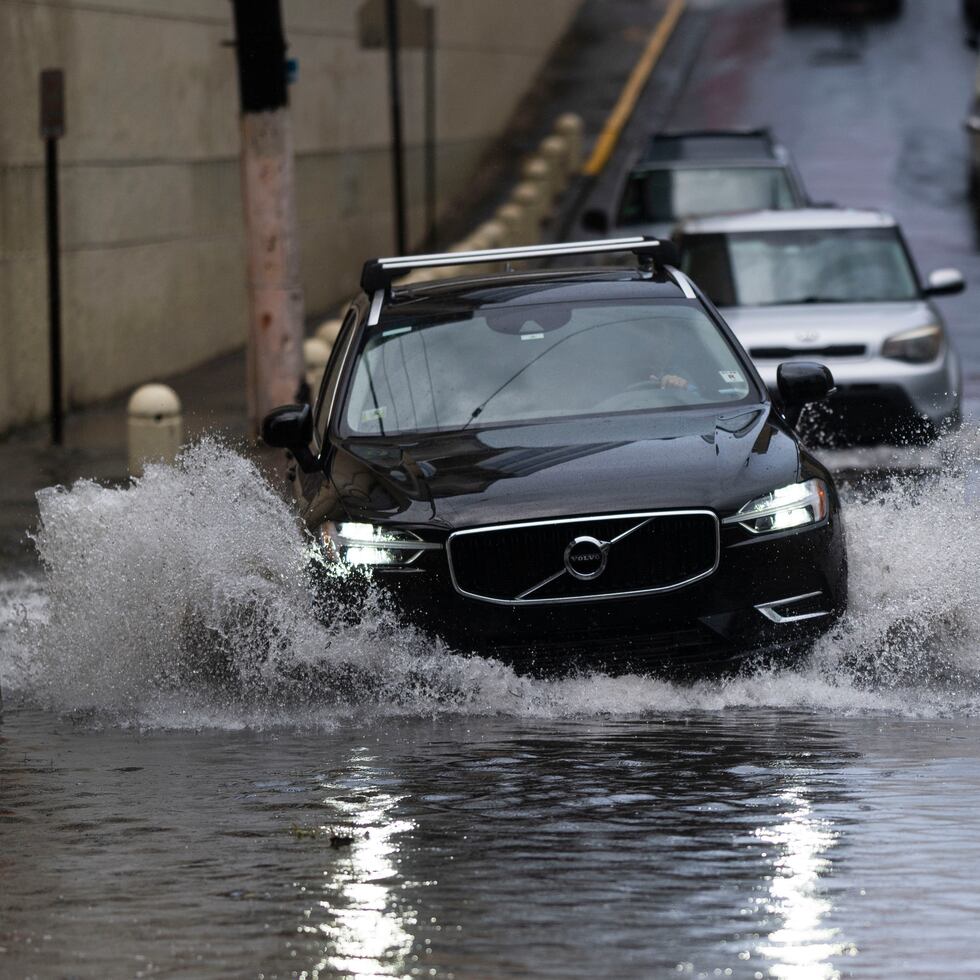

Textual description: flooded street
[5,0,980,977]
[5,436,980,977]
[5,709,980,978]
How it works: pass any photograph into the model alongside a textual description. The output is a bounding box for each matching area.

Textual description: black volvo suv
[264,238,847,673]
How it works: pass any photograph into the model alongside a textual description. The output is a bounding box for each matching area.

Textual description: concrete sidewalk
[0,0,700,571]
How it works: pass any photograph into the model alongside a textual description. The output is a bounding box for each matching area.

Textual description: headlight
[724,479,829,535]
[320,521,439,566]
[881,324,943,363]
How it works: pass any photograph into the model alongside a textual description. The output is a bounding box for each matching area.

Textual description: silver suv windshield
[681,227,920,306]
[618,166,797,224]
[342,301,756,436]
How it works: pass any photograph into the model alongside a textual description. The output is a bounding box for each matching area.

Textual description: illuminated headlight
[725,479,829,535]
[881,324,942,363]
[320,521,437,566]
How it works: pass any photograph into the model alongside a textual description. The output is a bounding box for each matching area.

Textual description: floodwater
[4,441,980,978]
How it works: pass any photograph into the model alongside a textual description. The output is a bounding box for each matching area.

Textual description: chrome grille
[446,511,719,605]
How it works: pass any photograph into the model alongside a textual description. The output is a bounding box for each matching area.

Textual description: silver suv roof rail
[359,236,680,296]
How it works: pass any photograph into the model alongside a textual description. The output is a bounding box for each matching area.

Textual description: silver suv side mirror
[924,268,965,297]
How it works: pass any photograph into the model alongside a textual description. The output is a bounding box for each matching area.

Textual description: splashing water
[3,433,980,727]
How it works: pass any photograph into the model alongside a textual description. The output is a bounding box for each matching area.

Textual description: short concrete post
[511,181,546,231]
[540,134,570,193]
[475,219,506,249]
[462,223,501,274]
[522,156,553,206]
[303,337,331,396]
[495,202,536,246]
[554,113,584,172]
[127,384,182,477]
[315,316,344,349]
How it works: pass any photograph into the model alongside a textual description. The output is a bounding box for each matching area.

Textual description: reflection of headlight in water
[298,763,419,978]
[320,521,437,567]
[755,784,852,978]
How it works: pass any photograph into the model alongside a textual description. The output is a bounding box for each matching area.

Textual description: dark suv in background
[583,129,810,242]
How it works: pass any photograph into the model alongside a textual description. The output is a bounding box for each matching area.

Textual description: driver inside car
[646,323,699,392]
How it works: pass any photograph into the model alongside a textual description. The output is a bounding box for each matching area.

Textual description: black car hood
[329,406,800,529]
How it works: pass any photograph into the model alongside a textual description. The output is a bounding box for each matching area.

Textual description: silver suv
[676,208,964,445]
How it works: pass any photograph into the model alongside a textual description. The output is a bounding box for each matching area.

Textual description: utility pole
[230,0,305,437]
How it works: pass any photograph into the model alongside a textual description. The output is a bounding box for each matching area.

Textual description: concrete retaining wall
[0,0,580,432]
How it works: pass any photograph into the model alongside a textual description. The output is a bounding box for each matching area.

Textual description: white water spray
[3,433,980,726]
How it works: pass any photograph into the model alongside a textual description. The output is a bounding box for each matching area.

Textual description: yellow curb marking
[582,0,688,178]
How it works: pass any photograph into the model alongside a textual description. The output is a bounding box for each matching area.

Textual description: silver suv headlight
[320,521,440,566]
[881,324,943,363]
[724,479,829,535]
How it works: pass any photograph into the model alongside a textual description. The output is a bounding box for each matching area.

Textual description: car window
[341,301,756,437]
[618,166,798,224]
[314,309,358,447]
[684,227,920,306]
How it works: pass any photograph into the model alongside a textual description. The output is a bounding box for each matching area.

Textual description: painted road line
[582,0,687,178]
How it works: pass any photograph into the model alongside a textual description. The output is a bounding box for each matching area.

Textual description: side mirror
[581,209,609,234]
[777,361,835,427]
[261,403,318,472]
[924,268,965,297]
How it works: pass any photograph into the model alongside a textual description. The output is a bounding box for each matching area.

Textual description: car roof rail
[360,236,680,298]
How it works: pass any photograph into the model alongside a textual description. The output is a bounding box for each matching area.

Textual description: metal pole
[44,134,63,445]
[384,0,407,254]
[424,5,437,247]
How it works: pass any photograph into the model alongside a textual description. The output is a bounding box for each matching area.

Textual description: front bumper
[348,517,847,676]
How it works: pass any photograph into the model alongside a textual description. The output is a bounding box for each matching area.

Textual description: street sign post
[40,69,65,446]
[358,0,436,251]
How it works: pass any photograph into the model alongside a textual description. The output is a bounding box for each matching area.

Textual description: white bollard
[475,219,506,249]
[127,384,182,477]
[315,316,343,347]
[496,201,537,246]
[460,224,499,274]
[554,113,584,172]
[522,157,554,207]
[303,337,331,396]
[511,181,546,230]
[540,134,570,195]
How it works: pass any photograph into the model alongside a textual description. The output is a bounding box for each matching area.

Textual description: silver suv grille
[446,511,719,605]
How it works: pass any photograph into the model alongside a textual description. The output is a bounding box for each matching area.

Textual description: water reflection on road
[8,710,979,978]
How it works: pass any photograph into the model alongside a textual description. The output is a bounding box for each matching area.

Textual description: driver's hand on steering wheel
[650,373,689,389]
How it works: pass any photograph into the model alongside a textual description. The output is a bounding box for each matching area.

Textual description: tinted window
[683,228,920,306]
[342,302,755,437]
[618,166,797,224]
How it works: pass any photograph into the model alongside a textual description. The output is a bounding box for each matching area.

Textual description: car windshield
[342,301,756,436]
[617,166,797,224]
[681,227,920,306]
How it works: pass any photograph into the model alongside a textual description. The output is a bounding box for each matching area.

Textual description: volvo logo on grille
[563,535,609,581]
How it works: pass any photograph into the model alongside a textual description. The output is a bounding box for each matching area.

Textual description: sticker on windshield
[719,370,743,384]
[521,332,545,341]
[382,326,412,338]
[361,407,387,423]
